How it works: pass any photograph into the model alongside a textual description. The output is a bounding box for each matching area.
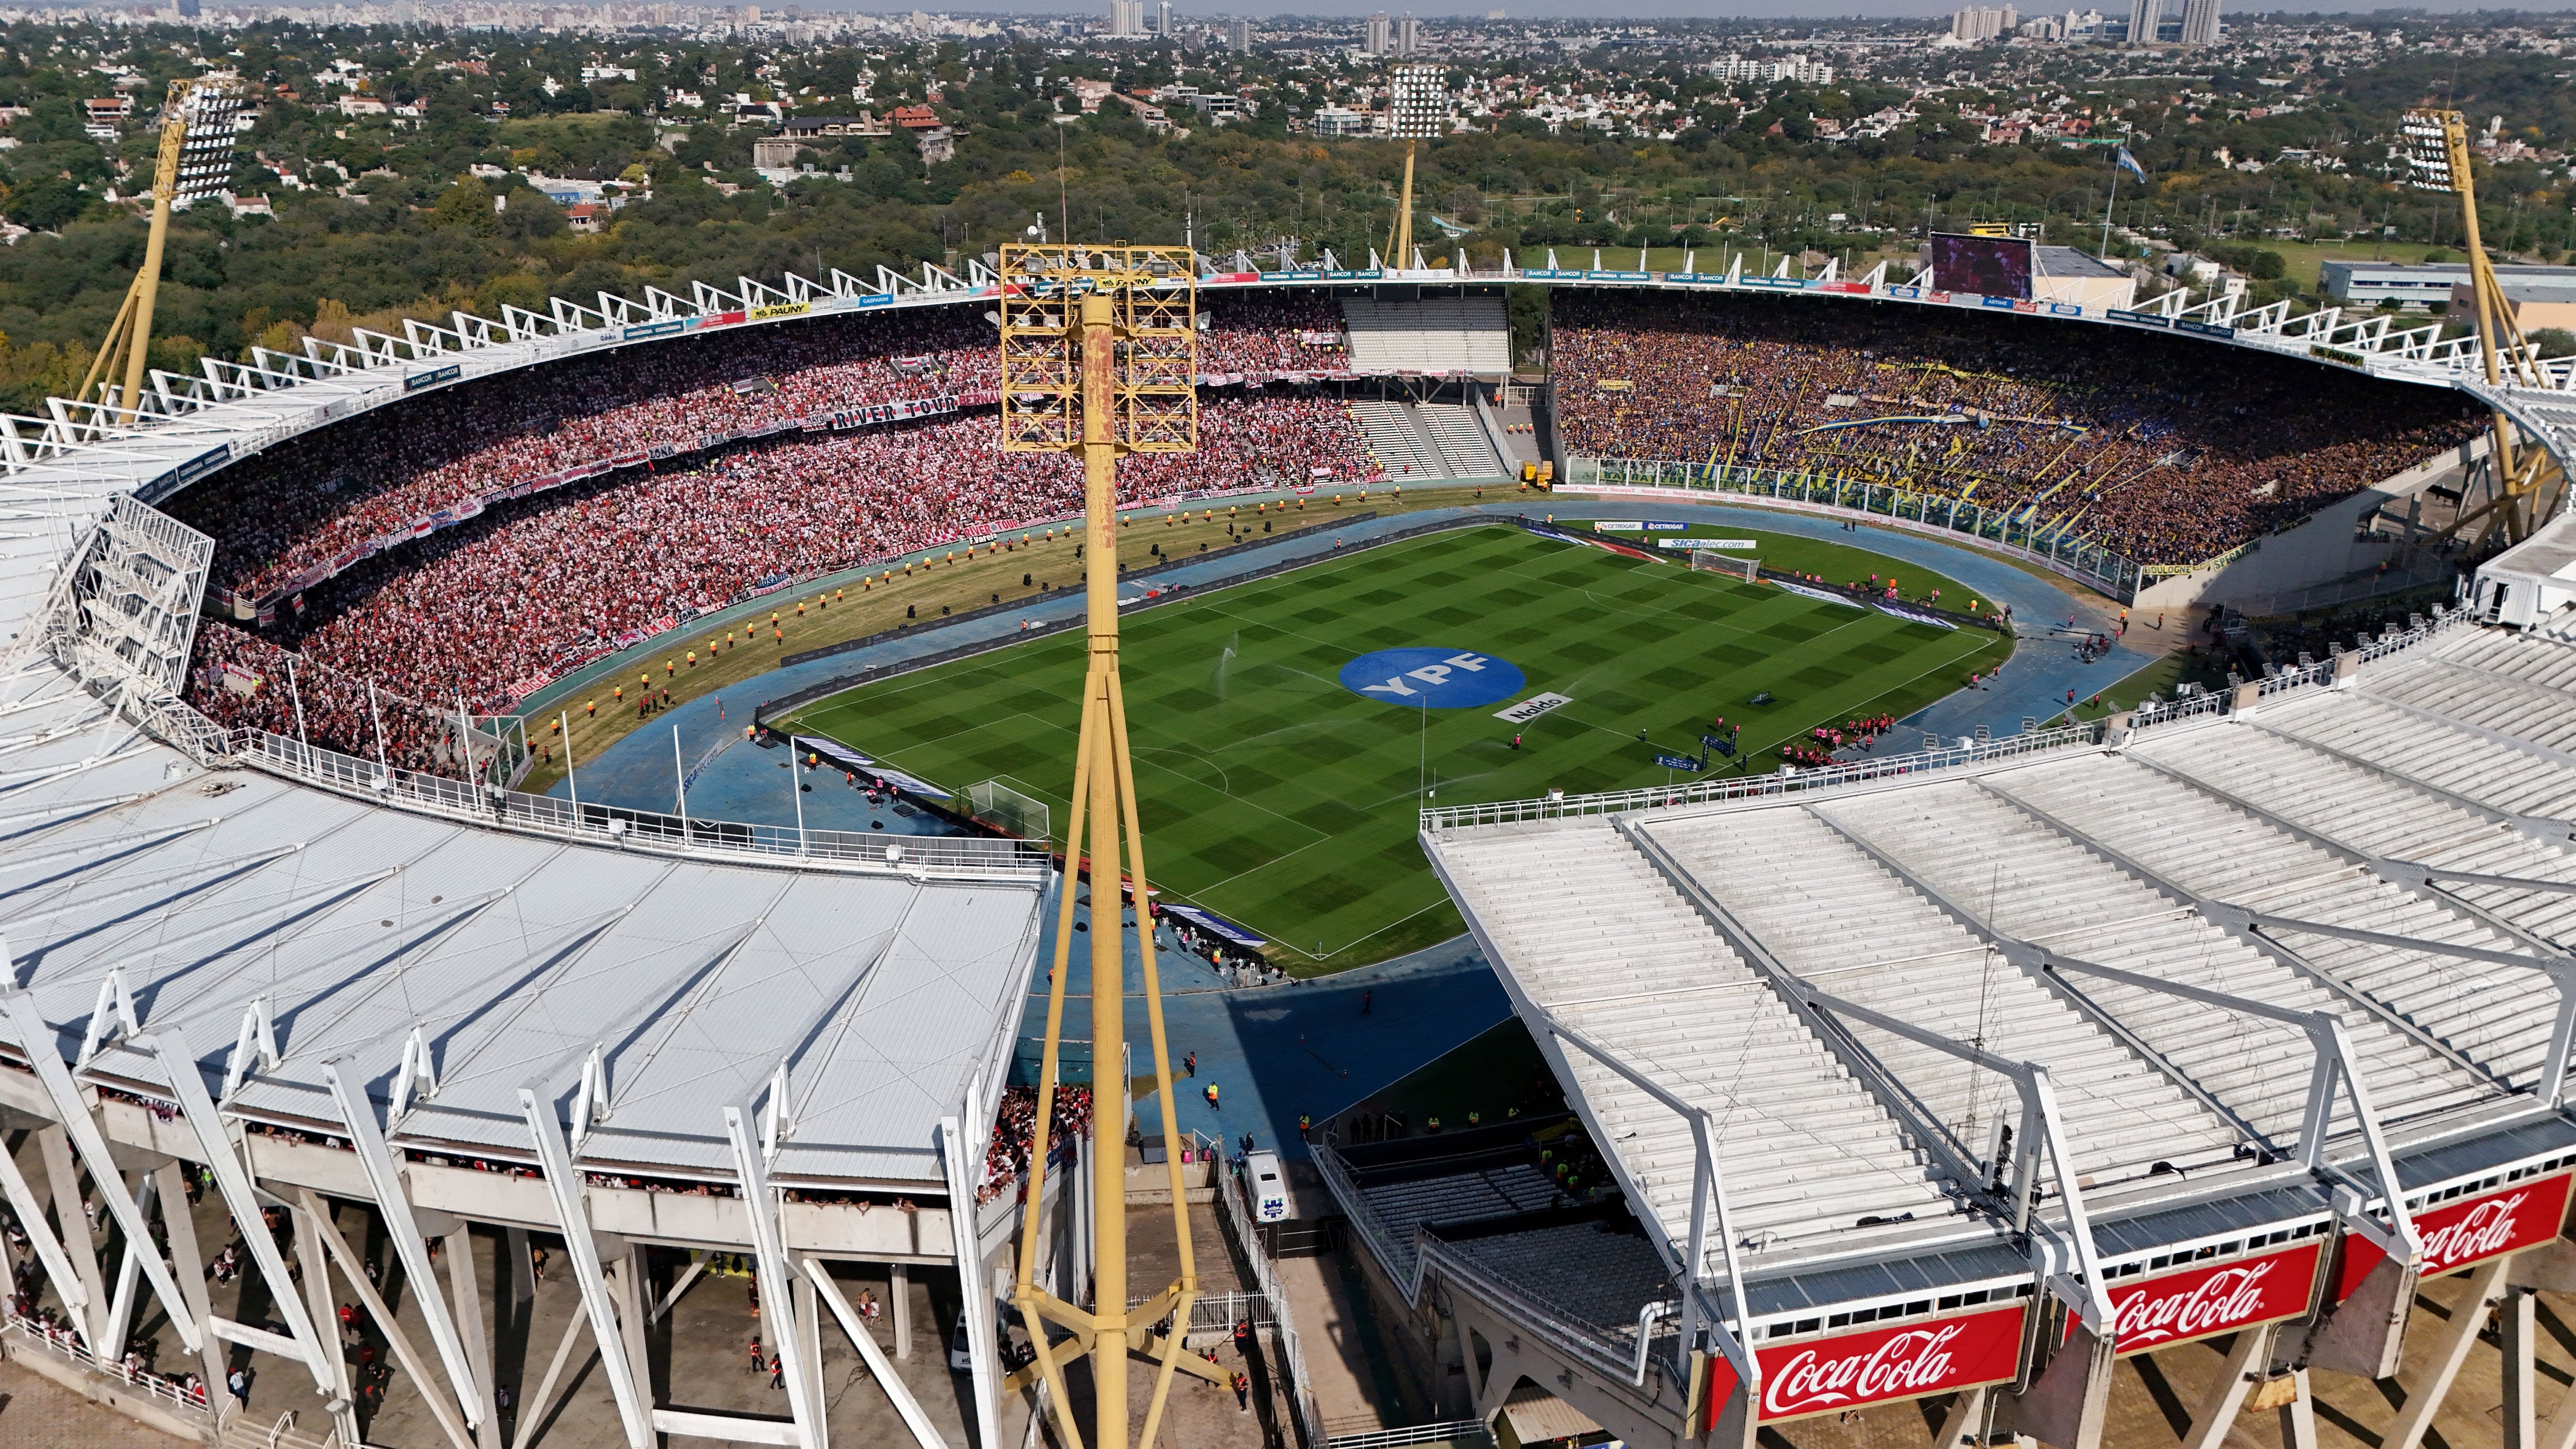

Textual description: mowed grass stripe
[784,525,2010,970]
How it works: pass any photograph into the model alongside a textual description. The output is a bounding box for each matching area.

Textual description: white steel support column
[2179,1324,2276,1449]
[804,1257,942,1449]
[448,1228,500,1449]
[142,1027,344,1423]
[101,1169,155,1359]
[2276,1367,2319,1449]
[514,1086,650,1449]
[0,993,199,1356]
[300,1190,479,1449]
[0,1124,94,1346]
[2384,1254,2512,1449]
[940,1112,1004,1449]
[321,1059,484,1429]
[723,1102,821,1449]
[794,1263,828,1449]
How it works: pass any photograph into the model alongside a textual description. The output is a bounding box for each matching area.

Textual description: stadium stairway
[1338,296,1512,374]
[1351,398,1441,480]
[1421,401,1509,478]
[1351,399,1507,482]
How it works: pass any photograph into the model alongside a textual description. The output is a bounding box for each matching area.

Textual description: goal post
[968,778,1052,843]
[1691,550,1759,582]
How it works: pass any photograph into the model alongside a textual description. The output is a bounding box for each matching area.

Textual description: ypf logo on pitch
[1338,647,1527,708]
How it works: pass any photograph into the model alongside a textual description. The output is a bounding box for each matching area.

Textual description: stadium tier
[0,255,2569,1449]
[1371,614,2576,1445]
[1550,291,2489,568]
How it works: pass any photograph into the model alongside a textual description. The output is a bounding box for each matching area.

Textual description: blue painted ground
[1023,889,1510,1162]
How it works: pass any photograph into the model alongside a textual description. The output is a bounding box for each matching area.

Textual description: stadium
[0,237,2572,1449]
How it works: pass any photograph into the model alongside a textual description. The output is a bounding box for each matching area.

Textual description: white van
[1245,1150,1293,1223]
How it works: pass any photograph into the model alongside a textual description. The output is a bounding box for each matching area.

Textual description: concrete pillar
[505,1228,533,1309]
[2506,1286,2541,1449]
[890,1263,911,1360]
[606,1247,653,1407]
[795,1266,829,1449]
[1932,1383,1989,1448]
[152,1163,228,1401]
[447,1229,499,1449]
[295,1199,354,1414]
[36,1124,106,1347]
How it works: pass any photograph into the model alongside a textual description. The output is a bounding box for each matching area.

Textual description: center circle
[1338,647,1528,709]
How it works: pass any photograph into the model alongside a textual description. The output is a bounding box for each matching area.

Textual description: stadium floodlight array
[1387,63,1447,140]
[168,77,247,211]
[2395,108,2569,545]
[2398,109,2461,194]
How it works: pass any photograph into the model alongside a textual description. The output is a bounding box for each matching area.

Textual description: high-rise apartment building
[1950,5,2017,40]
[2177,0,2219,45]
[1108,0,1144,37]
[1393,13,1420,54]
[1364,12,1391,55]
[2127,0,2160,44]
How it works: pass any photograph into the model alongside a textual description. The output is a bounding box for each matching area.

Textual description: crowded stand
[978,1085,1095,1204]
[1551,293,2485,566]
[179,390,1370,754]
[169,295,1350,607]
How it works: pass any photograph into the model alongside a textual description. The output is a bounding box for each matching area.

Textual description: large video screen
[1930,233,2034,300]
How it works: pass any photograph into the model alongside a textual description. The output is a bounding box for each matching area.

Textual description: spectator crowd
[173,296,1371,768]
[173,297,1353,608]
[1551,292,2485,567]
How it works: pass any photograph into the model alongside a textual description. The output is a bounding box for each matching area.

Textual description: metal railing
[1327,1420,1496,1449]
[1215,1157,1330,1449]
[3,1308,213,1419]
[224,725,1048,881]
[1423,720,2105,830]
[1411,1234,1647,1387]
[1561,457,2146,599]
[1422,604,2472,832]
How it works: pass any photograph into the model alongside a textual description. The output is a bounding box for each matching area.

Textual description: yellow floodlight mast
[995,243,1225,1449]
[2401,108,2568,547]
[78,76,242,427]
[1385,64,1445,268]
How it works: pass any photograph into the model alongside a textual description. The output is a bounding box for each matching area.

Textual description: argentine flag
[2116,146,2148,183]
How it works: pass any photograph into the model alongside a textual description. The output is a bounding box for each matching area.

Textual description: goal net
[968,778,1052,843]
[1690,551,1759,582]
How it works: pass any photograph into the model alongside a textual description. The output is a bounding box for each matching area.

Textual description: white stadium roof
[1423,614,2576,1340]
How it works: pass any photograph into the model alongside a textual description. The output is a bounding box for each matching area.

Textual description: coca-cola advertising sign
[2335,1171,2574,1303]
[2106,1240,2320,1356]
[1715,1304,2027,1425]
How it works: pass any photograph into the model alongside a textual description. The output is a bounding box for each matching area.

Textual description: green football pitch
[782,523,2011,969]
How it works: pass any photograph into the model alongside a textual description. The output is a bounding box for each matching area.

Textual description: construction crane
[77,75,246,426]
[995,242,1225,1449]
[2401,108,2569,548]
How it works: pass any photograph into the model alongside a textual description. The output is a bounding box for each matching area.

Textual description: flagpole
[2100,147,2123,257]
